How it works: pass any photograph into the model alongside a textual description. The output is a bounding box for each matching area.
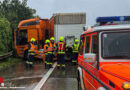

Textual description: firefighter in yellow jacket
[48,37,56,68]
[26,38,36,68]
[44,39,50,69]
[72,39,79,65]
[57,36,66,69]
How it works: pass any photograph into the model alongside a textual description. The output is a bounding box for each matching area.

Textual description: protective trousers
[72,52,78,64]
[57,54,65,68]
[47,54,53,68]
[26,55,34,68]
[45,54,48,68]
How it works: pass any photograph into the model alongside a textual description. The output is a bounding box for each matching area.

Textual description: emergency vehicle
[77,16,130,90]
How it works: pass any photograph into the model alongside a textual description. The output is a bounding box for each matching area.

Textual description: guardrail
[0,51,13,60]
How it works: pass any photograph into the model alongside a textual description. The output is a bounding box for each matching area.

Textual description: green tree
[0,0,36,53]
[0,18,12,54]
[0,0,36,30]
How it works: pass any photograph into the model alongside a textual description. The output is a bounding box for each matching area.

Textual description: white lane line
[33,62,57,90]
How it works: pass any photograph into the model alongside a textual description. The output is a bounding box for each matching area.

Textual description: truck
[14,18,54,59]
[77,16,130,90]
[14,13,86,61]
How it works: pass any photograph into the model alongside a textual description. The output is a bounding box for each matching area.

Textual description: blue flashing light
[96,16,130,23]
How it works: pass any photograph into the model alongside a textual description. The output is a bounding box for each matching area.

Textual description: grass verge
[0,57,21,70]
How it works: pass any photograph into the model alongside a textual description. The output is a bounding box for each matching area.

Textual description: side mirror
[84,53,96,63]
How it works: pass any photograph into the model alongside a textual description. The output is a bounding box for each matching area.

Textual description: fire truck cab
[78,16,130,90]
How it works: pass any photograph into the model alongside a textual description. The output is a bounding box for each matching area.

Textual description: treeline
[0,0,36,54]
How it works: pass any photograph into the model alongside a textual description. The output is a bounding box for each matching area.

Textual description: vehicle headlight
[122,82,130,90]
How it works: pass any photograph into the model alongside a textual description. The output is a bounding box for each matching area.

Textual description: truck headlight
[122,82,130,89]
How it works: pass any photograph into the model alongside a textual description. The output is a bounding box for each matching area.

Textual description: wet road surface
[0,60,78,90]
[0,60,48,90]
[42,62,78,90]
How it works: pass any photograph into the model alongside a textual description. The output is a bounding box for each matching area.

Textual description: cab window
[91,35,98,54]
[16,30,27,45]
[85,36,90,53]
[79,37,85,55]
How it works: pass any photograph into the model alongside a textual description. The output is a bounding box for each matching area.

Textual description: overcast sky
[1,0,130,25]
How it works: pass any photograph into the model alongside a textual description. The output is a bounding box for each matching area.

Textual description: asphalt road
[0,60,48,90]
[0,60,78,90]
[42,62,78,90]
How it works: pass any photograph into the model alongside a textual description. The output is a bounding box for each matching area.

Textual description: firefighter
[57,36,66,69]
[48,37,56,68]
[50,37,56,58]
[72,39,79,65]
[44,39,50,69]
[27,38,36,68]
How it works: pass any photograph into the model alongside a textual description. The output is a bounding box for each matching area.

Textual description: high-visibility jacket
[48,42,56,54]
[57,42,65,54]
[72,43,79,53]
[28,43,36,55]
[44,44,49,54]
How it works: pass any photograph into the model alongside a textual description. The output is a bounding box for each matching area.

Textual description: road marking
[33,62,57,90]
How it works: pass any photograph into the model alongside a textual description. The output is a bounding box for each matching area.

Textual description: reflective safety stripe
[47,62,53,65]
[73,51,78,53]
[48,52,53,54]
[46,62,50,65]
[58,52,65,54]
[26,61,30,64]
[26,61,33,64]
[62,64,65,67]
[29,53,35,55]
[57,64,60,66]
[29,62,33,64]
[72,60,77,62]
[49,63,52,65]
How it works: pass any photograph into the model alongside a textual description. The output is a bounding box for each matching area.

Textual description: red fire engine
[77,16,130,90]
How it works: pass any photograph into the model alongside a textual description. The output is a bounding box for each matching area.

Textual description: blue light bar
[96,16,130,23]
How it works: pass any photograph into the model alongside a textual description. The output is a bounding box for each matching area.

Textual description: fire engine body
[78,16,130,90]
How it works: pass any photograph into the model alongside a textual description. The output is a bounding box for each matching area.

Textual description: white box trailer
[53,13,86,44]
[53,13,86,60]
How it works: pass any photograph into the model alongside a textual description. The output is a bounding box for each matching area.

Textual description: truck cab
[14,18,54,59]
[78,16,130,90]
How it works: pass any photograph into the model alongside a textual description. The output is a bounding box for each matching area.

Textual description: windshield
[102,31,130,59]
[16,30,27,45]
